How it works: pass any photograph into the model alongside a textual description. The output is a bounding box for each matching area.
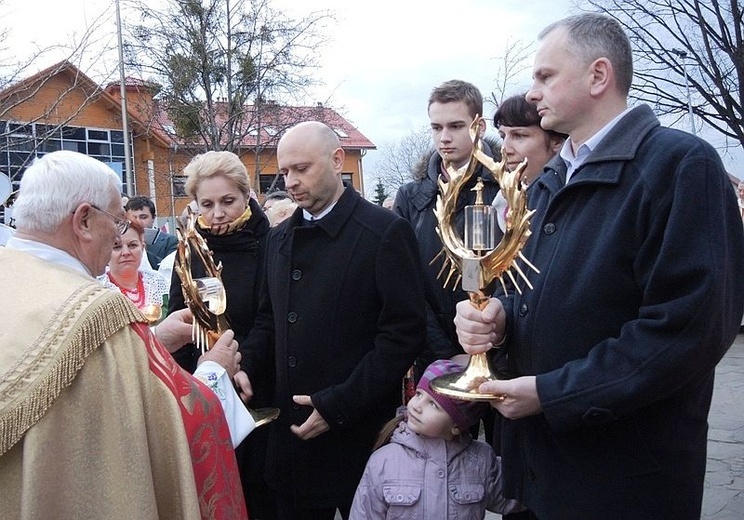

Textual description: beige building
[0,60,375,222]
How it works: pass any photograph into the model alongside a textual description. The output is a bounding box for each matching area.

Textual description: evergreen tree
[372,179,388,206]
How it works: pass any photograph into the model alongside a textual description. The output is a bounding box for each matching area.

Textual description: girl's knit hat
[416,359,489,432]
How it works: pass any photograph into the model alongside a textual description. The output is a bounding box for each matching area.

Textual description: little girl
[350,359,522,519]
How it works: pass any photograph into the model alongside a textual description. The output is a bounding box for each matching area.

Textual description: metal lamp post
[115,0,134,196]
[671,48,696,136]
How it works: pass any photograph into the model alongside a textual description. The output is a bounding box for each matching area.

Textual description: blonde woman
[167,150,273,518]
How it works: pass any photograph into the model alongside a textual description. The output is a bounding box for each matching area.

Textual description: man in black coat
[455,13,744,520]
[241,121,426,520]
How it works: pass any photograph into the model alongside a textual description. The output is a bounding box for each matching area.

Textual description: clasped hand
[454,298,542,419]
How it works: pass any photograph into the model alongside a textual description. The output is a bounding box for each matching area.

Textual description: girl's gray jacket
[350,421,522,519]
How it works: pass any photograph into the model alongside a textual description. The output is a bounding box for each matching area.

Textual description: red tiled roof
[0,60,375,153]
[104,76,158,92]
[150,100,376,151]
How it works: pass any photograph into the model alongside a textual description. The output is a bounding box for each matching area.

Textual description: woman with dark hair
[492,94,567,231]
[98,219,169,323]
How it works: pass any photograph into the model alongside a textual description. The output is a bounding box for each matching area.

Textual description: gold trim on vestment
[0,281,142,455]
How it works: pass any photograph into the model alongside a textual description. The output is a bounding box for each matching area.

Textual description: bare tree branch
[370,127,433,196]
[586,0,744,148]
[124,0,334,161]
[0,2,118,185]
[488,37,534,108]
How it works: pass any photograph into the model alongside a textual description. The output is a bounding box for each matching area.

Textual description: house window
[0,121,132,190]
[259,173,285,194]
[172,175,187,197]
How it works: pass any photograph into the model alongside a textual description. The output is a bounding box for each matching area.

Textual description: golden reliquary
[430,116,539,401]
[175,208,279,426]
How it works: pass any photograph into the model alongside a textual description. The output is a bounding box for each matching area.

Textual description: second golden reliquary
[430,116,539,401]
[175,208,279,427]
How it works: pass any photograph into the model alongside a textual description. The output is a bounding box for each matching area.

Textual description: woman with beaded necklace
[98,219,169,323]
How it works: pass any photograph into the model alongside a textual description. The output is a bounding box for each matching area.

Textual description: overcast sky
[4,0,742,189]
[2,0,576,189]
[272,0,577,188]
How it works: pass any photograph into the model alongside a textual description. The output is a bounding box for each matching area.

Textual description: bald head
[277,121,346,216]
[279,121,341,155]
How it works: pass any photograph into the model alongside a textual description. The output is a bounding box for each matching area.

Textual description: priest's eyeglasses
[89,204,131,234]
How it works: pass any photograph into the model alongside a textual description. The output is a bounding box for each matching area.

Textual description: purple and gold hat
[416,359,489,431]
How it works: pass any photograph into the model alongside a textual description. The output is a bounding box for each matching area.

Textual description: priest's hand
[154,308,193,352]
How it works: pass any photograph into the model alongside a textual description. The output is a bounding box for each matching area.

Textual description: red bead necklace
[108,271,146,309]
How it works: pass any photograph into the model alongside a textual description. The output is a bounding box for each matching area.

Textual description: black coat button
[519,303,529,316]
[287,311,298,323]
[543,222,556,235]
[291,269,302,281]
[288,355,297,368]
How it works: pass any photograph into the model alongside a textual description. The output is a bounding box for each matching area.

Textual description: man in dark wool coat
[454,12,744,520]
[241,121,426,520]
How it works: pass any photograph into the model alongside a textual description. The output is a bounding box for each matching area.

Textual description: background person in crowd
[0,221,11,245]
[157,200,199,288]
[98,219,169,321]
[167,150,274,519]
[265,198,298,227]
[125,195,179,269]
[489,92,567,520]
[454,13,744,520]
[262,190,292,211]
[0,172,15,246]
[393,79,501,445]
[0,150,247,519]
[262,190,296,226]
[492,94,566,233]
[242,121,426,520]
[350,359,523,520]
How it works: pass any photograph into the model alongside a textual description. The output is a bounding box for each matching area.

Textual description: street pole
[671,48,696,136]
[115,0,134,196]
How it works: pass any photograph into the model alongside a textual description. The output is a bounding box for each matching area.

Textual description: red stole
[131,322,249,520]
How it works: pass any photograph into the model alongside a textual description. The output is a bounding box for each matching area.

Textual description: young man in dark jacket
[125,195,178,269]
[394,79,502,380]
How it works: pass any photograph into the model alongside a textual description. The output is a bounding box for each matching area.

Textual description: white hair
[13,150,122,233]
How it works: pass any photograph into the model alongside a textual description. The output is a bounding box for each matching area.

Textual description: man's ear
[332,147,345,171]
[476,117,487,138]
[451,424,461,438]
[589,57,613,97]
[71,203,96,242]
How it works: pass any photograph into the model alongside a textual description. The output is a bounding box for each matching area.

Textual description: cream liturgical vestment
[0,247,247,519]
